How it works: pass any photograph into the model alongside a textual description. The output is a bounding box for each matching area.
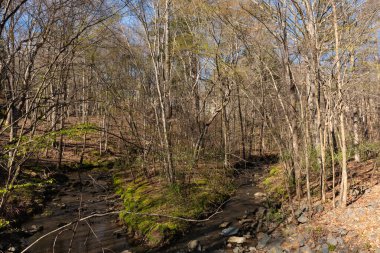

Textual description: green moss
[328,244,336,251]
[193,179,207,185]
[262,164,287,201]
[0,218,9,230]
[114,169,232,247]
[269,166,281,176]
[0,179,54,194]
[267,208,284,222]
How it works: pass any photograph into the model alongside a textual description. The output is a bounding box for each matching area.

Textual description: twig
[85,220,105,253]
[21,212,119,253]
[88,174,107,191]
[53,229,70,253]
[67,194,83,253]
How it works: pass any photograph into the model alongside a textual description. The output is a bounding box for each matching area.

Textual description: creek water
[22,169,133,253]
[21,162,268,253]
[157,168,264,253]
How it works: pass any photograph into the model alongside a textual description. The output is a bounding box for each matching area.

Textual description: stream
[21,168,135,253]
[17,161,272,253]
[157,167,268,253]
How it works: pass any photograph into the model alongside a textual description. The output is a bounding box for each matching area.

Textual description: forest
[0,0,379,252]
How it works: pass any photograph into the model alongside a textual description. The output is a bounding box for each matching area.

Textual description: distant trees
[0,0,122,210]
[0,0,379,211]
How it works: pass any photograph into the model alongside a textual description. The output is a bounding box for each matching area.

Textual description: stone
[266,237,284,249]
[256,233,270,249]
[256,207,266,217]
[298,234,306,247]
[268,246,282,253]
[187,240,200,251]
[221,227,239,236]
[321,244,329,253]
[314,204,324,213]
[7,246,16,252]
[243,233,252,239]
[219,221,231,228]
[295,207,306,218]
[254,192,267,198]
[113,229,124,238]
[29,225,43,233]
[239,219,254,224]
[227,236,246,244]
[337,228,348,236]
[233,247,241,253]
[248,246,256,252]
[327,233,338,246]
[300,245,313,253]
[281,238,300,251]
[336,237,344,245]
[297,214,309,223]
[282,224,297,237]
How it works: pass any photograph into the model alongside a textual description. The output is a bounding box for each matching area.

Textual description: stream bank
[0,165,143,253]
[1,155,281,253]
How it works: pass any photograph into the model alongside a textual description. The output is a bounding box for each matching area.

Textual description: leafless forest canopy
[0,0,379,213]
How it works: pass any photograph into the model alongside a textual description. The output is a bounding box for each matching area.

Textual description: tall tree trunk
[237,85,246,160]
[353,106,360,162]
[332,0,348,208]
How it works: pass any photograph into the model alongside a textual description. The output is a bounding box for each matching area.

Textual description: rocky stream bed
[1,162,378,253]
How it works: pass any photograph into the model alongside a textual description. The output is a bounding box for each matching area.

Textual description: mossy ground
[113,167,234,247]
[262,164,288,201]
